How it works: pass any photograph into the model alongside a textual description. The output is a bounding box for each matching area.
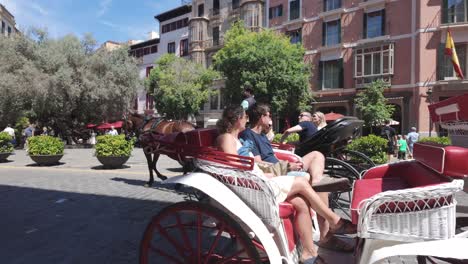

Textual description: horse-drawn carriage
[137,96,468,263]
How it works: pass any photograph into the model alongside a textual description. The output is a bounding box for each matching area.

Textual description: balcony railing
[204,37,225,49]
[209,8,220,17]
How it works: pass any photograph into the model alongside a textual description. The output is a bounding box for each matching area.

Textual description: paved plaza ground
[0,149,466,263]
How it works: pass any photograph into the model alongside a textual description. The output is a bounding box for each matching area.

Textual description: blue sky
[1,0,185,44]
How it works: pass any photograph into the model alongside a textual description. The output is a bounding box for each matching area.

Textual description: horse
[124,113,195,187]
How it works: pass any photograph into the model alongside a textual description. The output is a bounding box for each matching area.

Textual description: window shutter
[437,43,445,80]
[269,8,272,19]
[363,13,367,39]
[322,22,326,46]
[279,5,283,17]
[318,61,324,90]
[442,0,448,24]
[338,19,342,43]
[338,59,344,88]
[381,10,386,36]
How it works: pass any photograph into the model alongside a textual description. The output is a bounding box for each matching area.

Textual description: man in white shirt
[2,124,16,146]
[108,126,118,136]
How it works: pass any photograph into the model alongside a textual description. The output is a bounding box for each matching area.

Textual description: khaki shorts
[257,160,289,177]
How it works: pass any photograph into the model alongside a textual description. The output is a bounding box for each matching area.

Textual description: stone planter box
[0,152,12,162]
[96,156,130,169]
[30,154,64,166]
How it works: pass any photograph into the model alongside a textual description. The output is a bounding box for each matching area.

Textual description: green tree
[213,22,312,115]
[0,30,140,140]
[354,80,395,132]
[146,54,219,120]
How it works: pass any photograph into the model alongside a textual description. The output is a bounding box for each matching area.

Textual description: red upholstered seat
[413,143,468,179]
[275,151,301,163]
[184,128,218,147]
[278,202,297,251]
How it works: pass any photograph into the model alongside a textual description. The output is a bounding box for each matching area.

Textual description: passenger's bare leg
[288,195,317,260]
[287,177,341,228]
[317,192,330,240]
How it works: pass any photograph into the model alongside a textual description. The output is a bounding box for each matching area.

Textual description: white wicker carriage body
[194,158,281,228]
[357,180,464,241]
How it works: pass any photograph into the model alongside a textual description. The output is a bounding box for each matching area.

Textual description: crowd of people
[381,121,420,162]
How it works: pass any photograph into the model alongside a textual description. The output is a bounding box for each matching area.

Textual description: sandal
[318,236,354,252]
[330,218,357,235]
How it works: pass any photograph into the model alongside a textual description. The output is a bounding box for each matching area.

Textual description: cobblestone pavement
[0,149,466,264]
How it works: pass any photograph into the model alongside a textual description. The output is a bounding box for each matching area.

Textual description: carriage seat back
[184,128,219,148]
[413,142,468,179]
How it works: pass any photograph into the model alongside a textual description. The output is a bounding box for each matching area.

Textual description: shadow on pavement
[91,165,131,170]
[0,184,175,264]
[0,160,14,163]
[26,162,66,167]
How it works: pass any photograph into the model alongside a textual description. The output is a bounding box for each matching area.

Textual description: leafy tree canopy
[354,80,395,129]
[146,54,219,120]
[213,22,312,115]
[0,29,140,138]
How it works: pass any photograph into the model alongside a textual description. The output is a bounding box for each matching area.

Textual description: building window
[168,42,176,54]
[438,43,466,80]
[143,47,150,55]
[354,43,394,86]
[269,5,283,19]
[161,18,189,34]
[213,0,220,15]
[324,0,341,12]
[7,26,11,36]
[198,4,204,16]
[1,21,5,34]
[364,10,385,39]
[180,39,189,56]
[146,66,153,77]
[442,0,468,24]
[287,28,302,44]
[322,19,341,46]
[150,45,158,54]
[289,0,300,20]
[212,27,220,46]
[210,90,219,110]
[319,59,343,89]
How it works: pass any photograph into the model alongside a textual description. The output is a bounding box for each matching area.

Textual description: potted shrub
[95,135,134,168]
[0,132,14,162]
[28,135,65,165]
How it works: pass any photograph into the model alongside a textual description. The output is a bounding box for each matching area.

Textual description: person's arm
[279,125,303,143]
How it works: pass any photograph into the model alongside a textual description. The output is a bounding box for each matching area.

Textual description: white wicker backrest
[194,158,280,228]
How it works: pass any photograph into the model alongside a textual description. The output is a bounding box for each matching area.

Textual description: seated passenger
[280,111,318,145]
[312,111,327,130]
[216,105,356,263]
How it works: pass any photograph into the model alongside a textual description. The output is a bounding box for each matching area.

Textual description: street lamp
[426,88,433,137]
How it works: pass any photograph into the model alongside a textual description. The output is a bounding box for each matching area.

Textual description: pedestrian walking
[397,135,408,160]
[381,120,397,163]
[2,124,16,146]
[406,127,419,158]
[240,85,256,112]
[23,123,36,150]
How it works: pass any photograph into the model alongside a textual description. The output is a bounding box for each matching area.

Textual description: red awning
[324,112,344,121]
[96,121,123,130]
[86,123,97,128]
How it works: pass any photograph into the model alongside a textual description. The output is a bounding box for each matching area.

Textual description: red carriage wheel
[139,201,261,264]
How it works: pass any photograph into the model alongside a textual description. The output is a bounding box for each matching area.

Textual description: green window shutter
[269,8,272,19]
[339,59,344,88]
[322,22,326,46]
[338,19,342,43]
[363,13,367,39]
[381,10,386,36]
[318,61,324,90]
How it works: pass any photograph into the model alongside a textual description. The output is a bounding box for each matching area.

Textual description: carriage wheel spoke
[197,211,202,263]
[218,248,248,264]
[149,244,185,264]
[156,223,187,258]
[203,222,226,264]
[175,213,193,256]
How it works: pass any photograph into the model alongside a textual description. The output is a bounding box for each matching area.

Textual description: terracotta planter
[0,152,12,162]
[96,156,130,169]
[30,154,64,166]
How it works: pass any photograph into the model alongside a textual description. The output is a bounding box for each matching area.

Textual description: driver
[279,111,317,145]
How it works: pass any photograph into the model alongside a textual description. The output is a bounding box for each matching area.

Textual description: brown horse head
[142,118,195,134]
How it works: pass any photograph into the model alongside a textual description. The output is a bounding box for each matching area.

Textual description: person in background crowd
[108,126,118,136]
[312,112,327,130]
[2,124,16,146]
[406,127,419,159]
[279,111,317,145]
[381,120,397,162]
[42,127,49,136]
[23,123,36,150]
[240,85,256,112]
[397,135,408,160]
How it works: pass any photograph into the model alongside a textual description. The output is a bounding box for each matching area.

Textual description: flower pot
[30,154,64,166]
[0,152,12,162]
[96,156,130,169]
